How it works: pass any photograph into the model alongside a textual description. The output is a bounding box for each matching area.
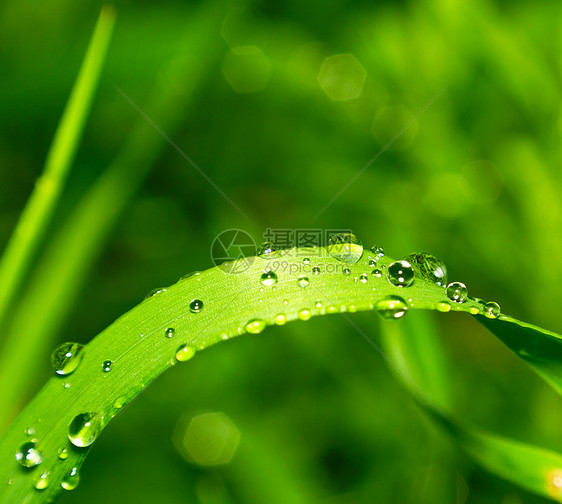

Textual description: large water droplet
[260,271,278,286]
[257,242,279,258]
[484,301,501,319]
[165,327,175,338]
[15,441,43,468]
[189,299,204,313]
[403,252,448,286]
[61,467,80,491]
[375,296,408,319]
[387,261,415,287]
[274,313,287,325]
[51,343,85,376]
[446,282,468,303]
[245,319,267,334]
[298,308,312,321]
[297,275,310,288]
[435,301,451,312]
[176,345,197,362]
[102,360,112,372]
[34,471,50,490]
[327,233,363,264]
[68,412,102,447]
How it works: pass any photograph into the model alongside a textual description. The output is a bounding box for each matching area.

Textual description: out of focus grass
[0,0,560,502]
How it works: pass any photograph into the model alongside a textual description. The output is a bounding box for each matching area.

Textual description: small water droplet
[298,308,312,321]
[260,271,278,286]
[51,342,85,376]
[371,269,382,278]
[165,327,175,338]
[144,287,166,299]
[314,300,322,308]
[64,382,71,389]
[359,273,368,283]
[274,313,287,325]
[368,259,377,267]
[58,448,68,460]
[258,241,279,258]
[303,257,310,265]
[34,471,50,490]
[446,282,468,303]
[15,441,43,468]
[61,467,80,491]
[403,252,448,286]
[435,301,451,312]
[68,412,102,447]
[370,245,384,258]
[180,271,200,281]
[312,266,320,275]
[327,233,363,264]
[375,296,408,319]
[25,427,36,437]
[113,396,126,410]
[484,301,501,319]
[102,360,112,372]
[297,275,310,288]
[189,299,204,313]
[176,345,197,362]
[343,268,351,275]
[245,319,267,334]
[387,261,415,287]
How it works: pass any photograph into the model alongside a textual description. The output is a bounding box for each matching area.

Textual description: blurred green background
[0,0,561,502]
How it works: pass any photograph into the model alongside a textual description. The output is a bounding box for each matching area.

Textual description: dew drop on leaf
[387,261,415,287]
[51,342,85,376]
[189,299,204,313]
[343,268,351,275]
[375,296,408,319]
[484,301,501,319]
[68,412,102,447]
[113,396,126,410]
[34,471,50,490]
[58,448,68,460]
[102,360,112,372]
[369,259,377,267]
[144,287,166,300]
[297,275,310,288]
[312,266,320,275]
[298,308,312,321]
[370,245,384,258]
[327,233,363,264]
[61,467,80,491]
[176,345,197,362]
[446,282,468,303]
[303,257,310,264]
[165,328,175,339]
[245,319,267,334]
[371,269,382,277]
[403,252,448,286]
[260,271,278,286]
[436,301,451,312]
[359,273,368,283]
[257,241,279,258]
[15,441,43,468]
[274,313,287,325]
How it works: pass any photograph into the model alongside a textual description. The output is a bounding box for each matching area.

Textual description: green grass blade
[0,6,115,331]
[0,3,223,429]
[381,316,562,503]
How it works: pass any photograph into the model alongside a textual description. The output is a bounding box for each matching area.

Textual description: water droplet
[189,299,204,313]
[435,301,451,312]
[297,275,310,288]
[368,259,377,267]
[484,301,501,319]
[343,268,351,275]
[58,448,68,460]
[144,287,166,299]
[387,261,415,287]
[298,308,312,321]
[34,471,50,490]
[403,252,448,286]
[327,233,363,264]
[446,282,468,303]
[176,345,197,362]
[359,273,368,283]
[180,271,200,281]
[165,327,175,338]
[113,396,126,410]
[375,296,408,319]
[274,313,287,325]
[51,342,85,376]
[260,271,278,286]
[303,257,310,265]
[468,306,480,315]
[245,319,267,334]
[68,412,102,447]
[370,245,384,258]
[64,382,71,389]
[15,441,43,468]
[25,427,36,437]
[61,467,80,491]
[314,300,322,308]
[371,269,382,277]
[258,242,279,258]
[102,360,112,372]
[312,266,320,275]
